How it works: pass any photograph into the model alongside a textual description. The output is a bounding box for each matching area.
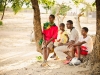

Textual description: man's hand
[43,40,46,45]
[45,41,49,46]
[43,40,47,48]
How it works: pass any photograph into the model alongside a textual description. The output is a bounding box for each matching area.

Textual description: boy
[51,23,69,59]
[41,14,58,66]
[71,27,93,60]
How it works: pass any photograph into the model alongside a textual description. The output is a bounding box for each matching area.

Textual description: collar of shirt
[70,27,75,32]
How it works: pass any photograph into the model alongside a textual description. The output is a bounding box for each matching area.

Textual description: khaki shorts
[42,41,54,50]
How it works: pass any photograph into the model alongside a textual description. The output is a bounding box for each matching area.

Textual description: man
[54,20,79,64]
[71,27,93,60]
[41,14,58,66]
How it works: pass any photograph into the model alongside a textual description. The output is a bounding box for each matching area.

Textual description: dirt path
[0,12,94,75]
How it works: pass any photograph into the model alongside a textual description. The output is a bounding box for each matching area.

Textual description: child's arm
[73,41,86,46]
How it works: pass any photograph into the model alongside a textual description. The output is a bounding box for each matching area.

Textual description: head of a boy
[60,23,65,30]
[49,14,55,23]
[66,20,73,29]
[81,27,88,35]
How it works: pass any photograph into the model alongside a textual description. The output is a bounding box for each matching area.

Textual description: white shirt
[79,36,93,53]
[69,28,79,43]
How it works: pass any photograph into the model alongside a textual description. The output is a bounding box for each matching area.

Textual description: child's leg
[43,47,47,61]
[47,47,50,59]
[76,46,81,59]
[71,46,76,58]
[47,42,54,59]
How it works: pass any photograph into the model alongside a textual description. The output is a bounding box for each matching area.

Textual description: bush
[0,20,3,25]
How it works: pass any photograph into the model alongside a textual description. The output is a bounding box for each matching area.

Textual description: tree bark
[90,0,100,75]
[75,11,84,35]
[1,0,7,20]
[31,0,42,53]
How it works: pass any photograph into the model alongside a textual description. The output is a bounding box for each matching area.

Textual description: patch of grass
[0,20,3,26]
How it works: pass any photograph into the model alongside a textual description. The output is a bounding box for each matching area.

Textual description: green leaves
[11,0,24,14]
[0,20,3,25]
[0,0,32,14]
[0,0,7,12]
[72,0,84,7]
[24,0,31,8]
[51,3,71,16]
[59,4,71,16]
[39,0,55,13]
[92,1,96,6]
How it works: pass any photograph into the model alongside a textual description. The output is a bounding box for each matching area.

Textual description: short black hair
[60,23,65,27]
[82,27,89,32]
[50,14,55,19]
[67,20,73,24]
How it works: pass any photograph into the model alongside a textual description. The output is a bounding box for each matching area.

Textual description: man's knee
[54,47,59,53]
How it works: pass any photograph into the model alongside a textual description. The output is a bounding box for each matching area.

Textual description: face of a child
[66,22,72,29]
[81,29,87,35]
[49,16,54,23]
[60,25,64,30]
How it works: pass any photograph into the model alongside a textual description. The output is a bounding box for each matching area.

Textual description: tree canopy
[39,0,55,13]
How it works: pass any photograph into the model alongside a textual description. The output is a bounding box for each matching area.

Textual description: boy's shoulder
[87,36,92,40]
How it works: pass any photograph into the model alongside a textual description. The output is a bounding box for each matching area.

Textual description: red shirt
[43,25,58,42]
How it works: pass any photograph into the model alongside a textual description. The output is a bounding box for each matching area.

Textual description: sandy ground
[0,12,96,75]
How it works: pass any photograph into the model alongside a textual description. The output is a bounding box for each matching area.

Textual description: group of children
[41,14,93,66]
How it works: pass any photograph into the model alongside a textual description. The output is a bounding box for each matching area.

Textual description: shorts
[42,41,54,50]
[75,46,88,56]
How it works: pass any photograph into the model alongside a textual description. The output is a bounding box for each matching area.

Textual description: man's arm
[46,38,54,45]
[43,34,46,44]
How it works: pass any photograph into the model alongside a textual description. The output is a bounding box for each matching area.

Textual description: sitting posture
[54,20,79,64]
[51,23,69,59]
[71,27,93,62]
[41,14,58,66]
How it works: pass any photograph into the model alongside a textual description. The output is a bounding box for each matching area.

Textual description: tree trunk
[75,12,84,35]
[31,0,42,53]
[90,0,100,75]
[1,0,7,20]
[85,10,88,23]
